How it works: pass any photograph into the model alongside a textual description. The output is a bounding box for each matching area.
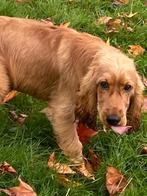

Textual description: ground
[0,0,147,196]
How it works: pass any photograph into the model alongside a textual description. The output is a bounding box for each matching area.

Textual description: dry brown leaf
[9,111,28,125]
[106,18,123,33]
[128,45,145,56]
[48,152,95,180]
[88,149,101,171]
[76,158,95,180]
[113,0,129,5]
[3,90,20,103]
[17,113,28,125]
[0,161,16,175]
[97,16,112,24]
[142,96,147,112]
[106,166,128,195]
[0,177,37,196]
[58,174,81,187]
[59,22,70,28]
[48,152,75,174]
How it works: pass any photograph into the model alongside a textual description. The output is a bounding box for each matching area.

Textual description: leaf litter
[0,161,16,175]
[106,166,130,195]
[128,45,145,56]
[0,177,37,196]
[77,123,97,145]
[9,111,28,125]
[2,90,20,103]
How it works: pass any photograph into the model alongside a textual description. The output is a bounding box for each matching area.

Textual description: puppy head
[78,45,143,131]
[94,47,144,130]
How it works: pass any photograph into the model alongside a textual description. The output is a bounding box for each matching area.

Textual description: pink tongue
[111,126,132,135]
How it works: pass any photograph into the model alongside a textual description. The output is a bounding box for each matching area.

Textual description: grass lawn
[0,0,147,195]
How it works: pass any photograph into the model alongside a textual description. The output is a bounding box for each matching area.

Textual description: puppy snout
[106,115,120,126]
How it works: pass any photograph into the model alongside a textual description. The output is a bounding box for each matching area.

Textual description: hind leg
[0,64,10,103]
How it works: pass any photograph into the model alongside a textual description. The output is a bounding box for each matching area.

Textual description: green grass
[0,0,147,195]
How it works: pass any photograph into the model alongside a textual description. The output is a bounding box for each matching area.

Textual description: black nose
[106,115,121,126]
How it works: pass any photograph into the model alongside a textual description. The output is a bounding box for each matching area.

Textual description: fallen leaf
[111,126,132,135]
[88,149,101,171]
[142,96,147,112]
[48,152,75,174]
[97,16,112,25]
[0,177,37,196]
[140,146,147,154]
[3,90,20,103]
[9,111,18,121]
[106,166,129,195]
[77,123,97,144]
[48,152,96,180]
[17,113,28,125]
[128,45,145,56]
[0,161,16,175]
[76,158,95,180]
[59,22,70,28]
[113,0,129,5]
[9,111,28,125]
[106,18,123,33]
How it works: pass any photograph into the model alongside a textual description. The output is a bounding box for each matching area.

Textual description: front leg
[45,93,83,164]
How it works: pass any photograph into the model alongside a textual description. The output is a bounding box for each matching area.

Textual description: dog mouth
[111,126,132,135]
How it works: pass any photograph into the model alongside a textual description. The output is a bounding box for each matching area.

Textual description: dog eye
[100,81,109,90]
[124,84,132,92]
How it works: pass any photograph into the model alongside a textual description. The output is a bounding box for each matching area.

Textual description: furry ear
[75,66,98,129]
[127,74,144,131]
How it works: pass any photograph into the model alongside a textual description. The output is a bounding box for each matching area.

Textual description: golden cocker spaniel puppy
[0,16,144,163]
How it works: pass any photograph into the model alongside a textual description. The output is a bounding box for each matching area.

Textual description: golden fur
[0,16,144,163]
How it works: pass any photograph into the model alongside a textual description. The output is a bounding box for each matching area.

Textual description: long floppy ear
[75,66,98,128]
[127,74,144,131]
